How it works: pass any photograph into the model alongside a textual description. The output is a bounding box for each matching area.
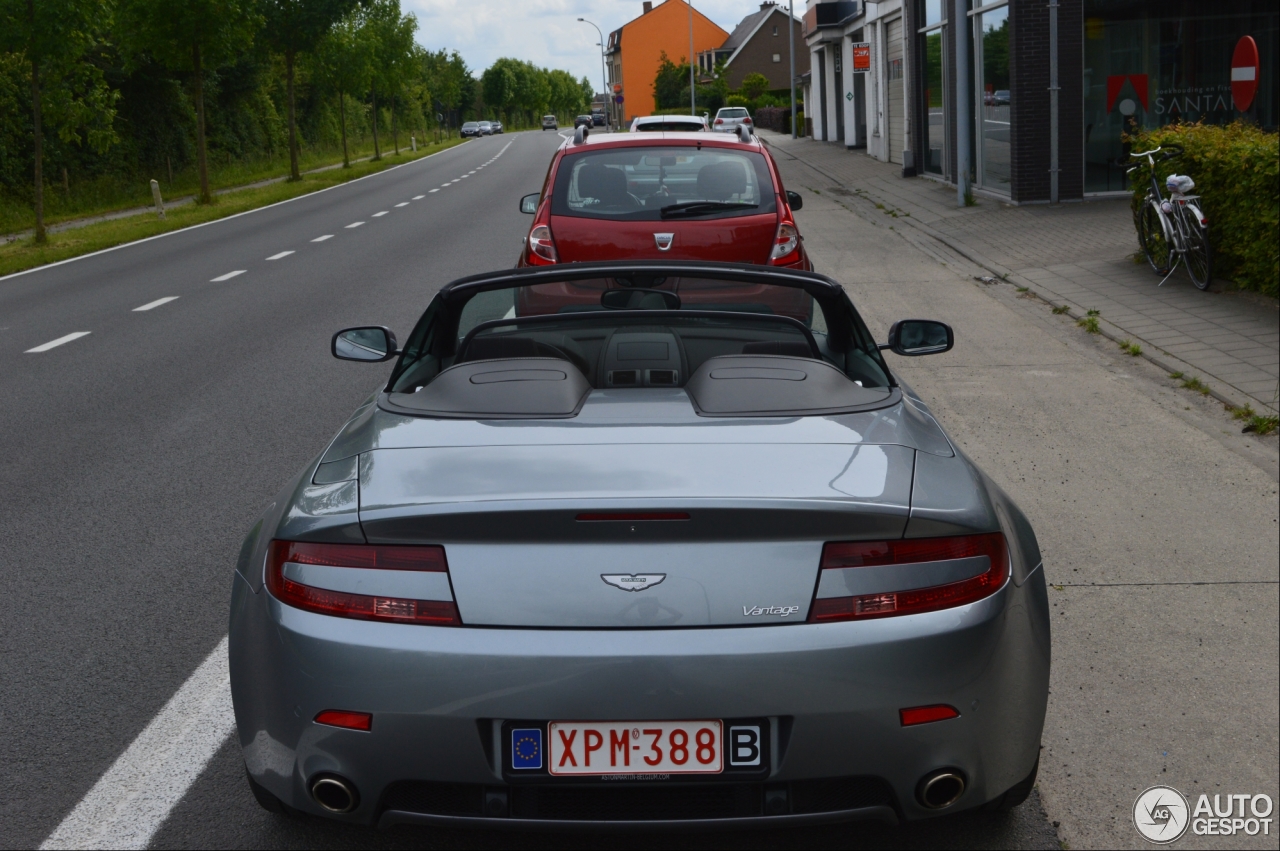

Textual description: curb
[763,137,1279,417]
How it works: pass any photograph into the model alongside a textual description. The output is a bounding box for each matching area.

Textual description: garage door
[885,17,904,164]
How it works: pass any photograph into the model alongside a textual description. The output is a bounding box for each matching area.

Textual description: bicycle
[1128,145,1213,290]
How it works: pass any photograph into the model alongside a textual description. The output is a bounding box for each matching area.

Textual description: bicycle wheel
[1182,214,1213,290]
[1137,199,1171,275]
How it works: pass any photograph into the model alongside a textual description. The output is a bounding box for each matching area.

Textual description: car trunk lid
[550,212,778,265]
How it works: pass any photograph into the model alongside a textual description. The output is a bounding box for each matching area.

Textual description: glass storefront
[974,3,1011,193]
[1084,0,1278,193]
[922,29,947,175]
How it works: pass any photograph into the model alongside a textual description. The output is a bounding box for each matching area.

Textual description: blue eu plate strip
[511,728,543,770]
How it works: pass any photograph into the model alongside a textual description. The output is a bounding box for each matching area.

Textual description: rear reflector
[900,705,960,726]
[315,710,373,731]
[810,533,1007,622]
[266,540,461,626]
[575,512,691,521]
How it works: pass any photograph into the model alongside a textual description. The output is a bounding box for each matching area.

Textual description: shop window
[975,4,1010,193]
[921,29,947,175]
[1083,0,1277,193]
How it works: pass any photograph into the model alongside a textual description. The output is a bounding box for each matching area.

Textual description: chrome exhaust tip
[918,770,966,809]
[310,775,359,814]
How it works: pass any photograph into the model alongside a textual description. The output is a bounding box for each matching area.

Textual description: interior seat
[696,162,748,201]
[577,165,635,209]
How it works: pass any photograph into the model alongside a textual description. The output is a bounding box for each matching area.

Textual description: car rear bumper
[229,566,1048,827]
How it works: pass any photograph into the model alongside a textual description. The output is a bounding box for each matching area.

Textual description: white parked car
[712,107,753,133]
[629,115,709,133]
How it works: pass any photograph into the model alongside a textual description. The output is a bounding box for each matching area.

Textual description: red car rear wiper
[659,201,758,219]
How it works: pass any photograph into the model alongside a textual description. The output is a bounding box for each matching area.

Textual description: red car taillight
[742,117,752,124]
[265,540,461,625]
[528,224,558,263]
[769,221,799,261]
[714,118,724,125]
[809,533,1008,622]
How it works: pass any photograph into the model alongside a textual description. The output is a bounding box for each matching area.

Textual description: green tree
[653,51,689,110]
[312,9,371,167]
[258,0,358,181]
[740,72,769,101]
[0,0,116,242]
[362,0,415,159]
[117,0,262,203]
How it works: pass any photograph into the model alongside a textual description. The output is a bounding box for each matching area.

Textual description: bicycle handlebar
[1129,145,1183,161]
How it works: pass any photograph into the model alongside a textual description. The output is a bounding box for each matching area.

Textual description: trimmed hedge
[1128,122,1279,297]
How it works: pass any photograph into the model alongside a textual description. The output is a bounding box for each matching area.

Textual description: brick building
[805,0,1277,203]
[605,1,730,124]
[698,2,810,91]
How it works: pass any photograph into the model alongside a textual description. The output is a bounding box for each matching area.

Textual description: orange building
[605,1,730,125]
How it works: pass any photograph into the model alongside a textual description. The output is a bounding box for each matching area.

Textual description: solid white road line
[39,637,234,851]
[412,195,425,200]
[372,211,388,217]
[25,332,91,353]
[266,251,295,260]
[133,297,179,312]
[210,270,245,282]
[311,234,334,242]
[345,222,364,228]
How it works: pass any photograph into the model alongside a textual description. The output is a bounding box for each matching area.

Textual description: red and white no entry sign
[1231,35,1259,112]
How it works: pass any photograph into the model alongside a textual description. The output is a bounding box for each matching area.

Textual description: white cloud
[405,0,786,89]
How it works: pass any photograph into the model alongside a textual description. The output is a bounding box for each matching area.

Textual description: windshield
[388,273,892,395]
[551,146,776,221]
[719,108,749,118]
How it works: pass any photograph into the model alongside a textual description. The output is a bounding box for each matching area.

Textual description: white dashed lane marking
[210,270,245,282]
[25,332,91,353]
[441,183,451,187]
[412,195,424,200]
[429,189,439,193]
[266,251,294,260]
[395,202,409,207]
[345,222,364,228]
[372,211,388,217]
[311,234,334,242]
[133,297,179,312]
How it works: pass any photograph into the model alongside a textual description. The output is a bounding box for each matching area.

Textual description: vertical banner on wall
[852,43,871,73]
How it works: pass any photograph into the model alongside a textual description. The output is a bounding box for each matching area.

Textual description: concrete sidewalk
[760,130,1280,416]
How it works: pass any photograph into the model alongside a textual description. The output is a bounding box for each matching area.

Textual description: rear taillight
[809,533,1008,622]
[769,221,799,261]
[714,118,724,125]
[315,710,373,731]
[742,117,752,124]
[527,223,557,264]
[900,705,960,726]
[266,540,461,626]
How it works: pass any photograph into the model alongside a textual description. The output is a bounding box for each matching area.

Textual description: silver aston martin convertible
[229,261,1050,829]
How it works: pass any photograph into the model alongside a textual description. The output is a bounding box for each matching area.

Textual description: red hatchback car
[518,128,810,273]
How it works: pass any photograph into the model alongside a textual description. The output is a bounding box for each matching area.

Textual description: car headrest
[697,161,748,201]
[577,164,629,205]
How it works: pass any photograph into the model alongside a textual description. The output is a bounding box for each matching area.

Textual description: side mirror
[332,326,398,362]
[519,193,540,214]
[600,288,682,310]
[786,190,803,211]
[883,320,953,356]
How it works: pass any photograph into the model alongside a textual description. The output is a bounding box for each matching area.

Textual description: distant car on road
[574,114,593,129]
[712,106,753,133]
[992,90,1010,106]
[478,121,493,136]
[629,115,709,133]
[491,121,504,134]
[591,111,608,127]
[460,121,481,138]
[232,259,1049,830]
[518,125,811,271]
[542,114,558,131]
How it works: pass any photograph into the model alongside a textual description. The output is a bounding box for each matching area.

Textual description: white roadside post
[150,179,165,219]
[411,135,417,152]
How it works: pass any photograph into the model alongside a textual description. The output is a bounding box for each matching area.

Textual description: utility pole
[789,0,797,137]
[689,0,697,115]
[578,18,610,129]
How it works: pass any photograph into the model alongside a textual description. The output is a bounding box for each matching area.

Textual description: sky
[405,0,798,89]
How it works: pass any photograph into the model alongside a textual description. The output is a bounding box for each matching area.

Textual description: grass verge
[0,139,464,279]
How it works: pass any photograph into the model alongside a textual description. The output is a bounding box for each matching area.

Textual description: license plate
[547,720,723,776]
